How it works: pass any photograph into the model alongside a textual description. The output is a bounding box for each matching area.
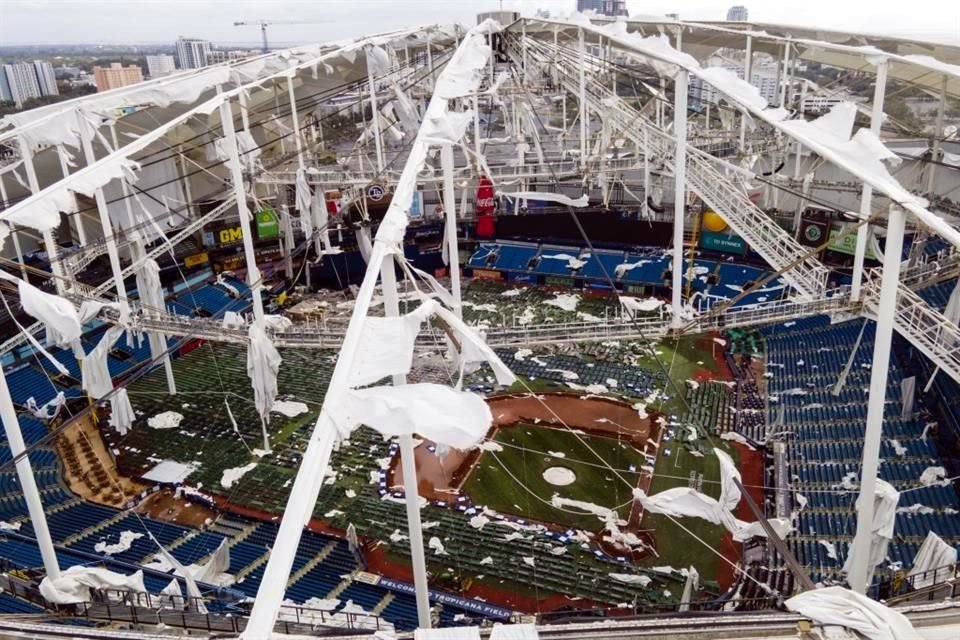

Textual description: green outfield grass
[462,425,646,532]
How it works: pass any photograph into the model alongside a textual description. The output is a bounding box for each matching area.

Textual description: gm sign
[219,227,244,245]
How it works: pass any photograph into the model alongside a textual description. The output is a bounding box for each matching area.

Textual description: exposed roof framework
[0,11,958,640]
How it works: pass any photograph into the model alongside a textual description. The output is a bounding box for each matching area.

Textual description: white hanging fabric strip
[842,478,900,585]
[246,322,282,425]
[81,325,125,400]
[109,388,136,436]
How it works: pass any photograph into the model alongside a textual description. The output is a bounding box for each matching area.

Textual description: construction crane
[233,19,325,53]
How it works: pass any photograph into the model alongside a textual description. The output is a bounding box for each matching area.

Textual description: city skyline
[1,1,957,47]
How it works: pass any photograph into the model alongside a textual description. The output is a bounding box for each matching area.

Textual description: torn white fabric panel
[151,538,207,614]
[732,517,795,542]
[500,191,589,208]
[908,531,957,589]
[311,187,330,250]
[432,304,517,386]
[609,573,652,586]
[349,303,433,387]
[333,383,493,450]
[25,392,67,421]
[392,83,421,135]
[39,566,146,605]
[247,322,282,423]
[376,23,496,248]
[357,225,374,263]
[12,276,82,346]
[415,627,481,640]
[942,276,960,321]
[135,258,165,312]
[295,167,313,220]
[785,586,920,640]
[160,578,183,609]
[191,539,231,584]
[489,624,539,640]
[366,45,391,77]
[842,479,900,584]
[634,486,732,527]
[109,388,136,436]
[550,496,617,522]
[82,325,125,400]
[215,273,240,298]
[715,447,741,512]
[421,110,475,146]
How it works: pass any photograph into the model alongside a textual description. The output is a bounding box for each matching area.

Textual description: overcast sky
[1,0,958,47]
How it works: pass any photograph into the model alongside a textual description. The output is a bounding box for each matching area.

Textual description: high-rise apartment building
[146,54,177,78]
[93,62,144,92]
[176,37,211,69]
[727,5,749,22]
[576,0,628,17]
[690,57,779,106]
[32,61,58,97]
[2,62,42,106]
[0,72,12,103]
[207,50,255,65]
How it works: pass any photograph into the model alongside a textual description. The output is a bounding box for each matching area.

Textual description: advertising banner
[700,230,747,255]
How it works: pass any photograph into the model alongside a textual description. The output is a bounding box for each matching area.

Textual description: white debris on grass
[461,300,498,313]
[517,307,536,326]
[147,411,184,430]
[94,531,144,555]
[478,441,504,452]
[686,379,700,391]
[271,400,310,418]
[632,402,649,419]
[544,293,581,312]
[548,368,580,380]
[546,451,567,458]
[221,462,258,488]
[501,288,523,297]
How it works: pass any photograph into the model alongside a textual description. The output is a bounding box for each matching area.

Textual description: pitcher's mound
[543,466,577,486]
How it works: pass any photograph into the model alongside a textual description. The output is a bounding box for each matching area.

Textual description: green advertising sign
[827,228,876,259]
[700,230,747,255]
[256,207,279,240]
